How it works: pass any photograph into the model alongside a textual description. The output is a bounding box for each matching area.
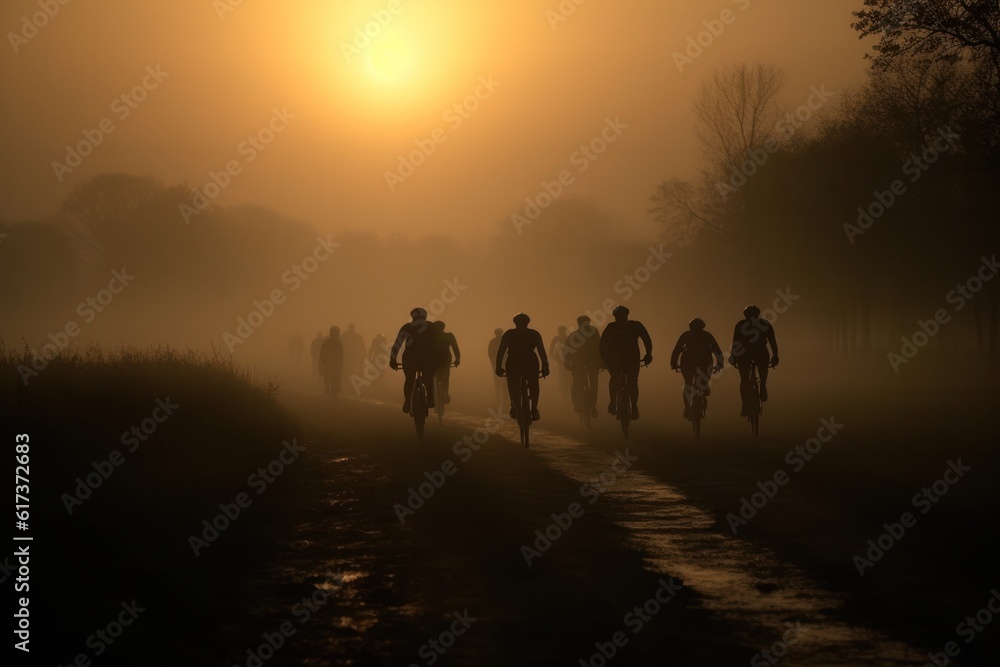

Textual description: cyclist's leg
[587,366,600,412]
[757,352,770,398]
[607,367,621,412]
[569,365,580,410]
[626,362,640,410]
[505,366,519,415]
[736,362,751,411]
[681,366,695,412]
[527,360,540,414]
[423,364,437,406]
[439,364,451,403]
[403,367,415,405]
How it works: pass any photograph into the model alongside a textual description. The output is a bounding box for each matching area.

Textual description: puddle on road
[437,407,926,666]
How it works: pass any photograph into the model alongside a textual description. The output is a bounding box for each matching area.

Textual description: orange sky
[0,0,872,238]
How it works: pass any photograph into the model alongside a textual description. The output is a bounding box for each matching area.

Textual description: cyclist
[430,320,461,404]
[565,315,602,417]
[389,308,436,413]
[670,318,724,419]
[728,305,780,416]
[319,326,344,397]
[495,313,550,421]
[600,306,653,419]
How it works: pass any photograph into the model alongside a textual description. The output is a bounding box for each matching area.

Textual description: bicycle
[569,364,598,430]
[744,360,774,437]
[614,360,648,440]
[393,366,431,438]
[500,368,543,448]
[675,366,719,438]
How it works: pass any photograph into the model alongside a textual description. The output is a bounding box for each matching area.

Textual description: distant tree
[650,63,786,244]
[692,62,787,178]
[58,173,163,264]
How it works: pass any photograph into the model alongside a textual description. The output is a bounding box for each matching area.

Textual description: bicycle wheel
[748,386,760,437]
[580,377,592,429]
[691,393,703,438]
[617,379,630,439]
[435,378,445,423]
[519,378,532,448]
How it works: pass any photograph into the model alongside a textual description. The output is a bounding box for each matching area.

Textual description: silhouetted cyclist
[310,330,324,380]
[600,306,652,419]
[728,305,780,416]
[389,308,436,412]
[341,323,367,389]
[496,313,550,421]
[430,320,461,404]
[319,326,344,397]
[670,318,724,419]
[487,328,505,408]
[565,315,602,417]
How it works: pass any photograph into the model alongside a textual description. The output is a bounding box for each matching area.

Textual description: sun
[365,31,414,84]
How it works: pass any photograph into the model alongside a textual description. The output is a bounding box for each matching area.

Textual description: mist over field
[2,1,999,666]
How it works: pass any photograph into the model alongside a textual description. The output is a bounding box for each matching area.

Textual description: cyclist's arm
[449,334,461,364]
[495,333,509,371]
[389,326,407,364]
[765,323,778,358]
[708,333,724,366]
[729,323,743,358]
[638,323,653,356]
[669,333,685,368]
[535,331,550,370]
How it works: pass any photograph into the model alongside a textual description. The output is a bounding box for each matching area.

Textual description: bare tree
[692,62,787,177]
[648,177,729,246]
[58,173,162,264]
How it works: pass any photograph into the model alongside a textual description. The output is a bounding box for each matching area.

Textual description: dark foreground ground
[6,355,999,666]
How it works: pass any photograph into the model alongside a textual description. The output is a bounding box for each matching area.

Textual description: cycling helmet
[494,328,503,336]
[410,307,428,320]
[513,312,530,325]
[743,305,761,319]
[612,305,630,317]
[576,315,591,326]
[689,318,706,331]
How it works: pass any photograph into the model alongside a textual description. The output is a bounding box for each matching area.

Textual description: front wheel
[690,394,703,438]
[413,384,427,438]
[519,382,532,448]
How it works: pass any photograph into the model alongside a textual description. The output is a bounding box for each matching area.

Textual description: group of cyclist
[385,304,779,423]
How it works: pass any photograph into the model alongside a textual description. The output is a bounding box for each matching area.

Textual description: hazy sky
[0,0,871,238]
